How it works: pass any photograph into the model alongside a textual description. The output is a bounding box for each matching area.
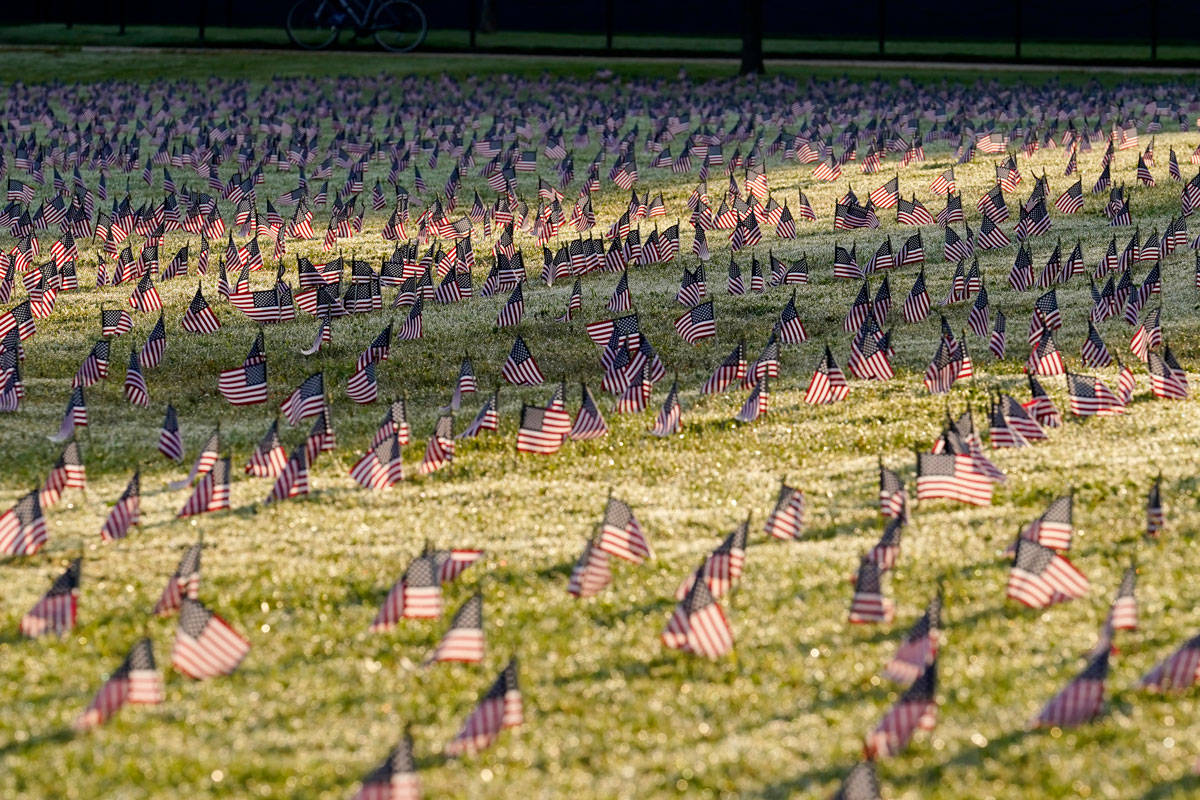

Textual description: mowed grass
[4,57,1200,799]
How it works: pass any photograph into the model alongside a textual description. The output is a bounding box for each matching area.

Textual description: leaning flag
[172,598,250,679]
[1033,647,1109,728]
[20,558,80,637]
[764,480,805,540]
[662,569,735,659]
[865,660,937,758]
[916,453,992,506]
[444,658,524,756]
[0,489,47,556]
[176,456,231,517]
[884,596,941,685]
[1007,538,1090,608]
[100,471,141,541]
[567,539,612,598]
[426,593,485,664]
[280,372,325,424]
[353,732,420,800]
[849,556,895,623]
[73,637,165,730]
[1139,632,1200,692]
[154,542,202,616]
[597,496,651,563]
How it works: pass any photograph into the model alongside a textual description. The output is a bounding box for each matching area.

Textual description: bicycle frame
[321,0,381,32]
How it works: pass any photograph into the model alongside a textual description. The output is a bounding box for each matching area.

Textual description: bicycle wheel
[372,0,427,53]
[286,0,342,50]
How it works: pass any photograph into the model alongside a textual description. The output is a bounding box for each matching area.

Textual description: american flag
[267,442,311,502]
[0,489,47,556]
[154,541,202,616]
[177,456,231,517]
[1034,647,1108,728]
[140,314,167,369]
[417,415,455,475]
[1148,348,1188,399]
[597,496,651,563]
[1026,330,1065,377]
[884,596,940,685]
[39,440,86,508]
[662,568,734,659]
[701,342,746,395]
[219,347,268,406]
[849,556,895,623]
[496,281,525,327]
[1055,179,1084,214]
[649,380,681,437]
[1007,539,1090,608]
[1107,565,1138,632]
[168,429,220,490]
[1147,475,1164,537]
[50,385,89,442]
[998,394,1046,442]
[429,547,484,585]
[122,348,149,407]
[865,659,937,758]
[1140,632,1200,693]
[764,480,805,540]
[128,273,163,312]
[1081,322,1112,367]
[426,593,485,664]
[517,405,563,455]
[1018,496,1074,550]
[916,453,992,506]
[869,176,899,209]
[1066,372,1125,417]
[831,762,881,800]
[172,598,251,679]
[444,658,523,756]
[567,539,612,598]
[569,384,608,440]
[371,555,442,631]
[804,345,849,405]
[20,558,80,637]
[73,637,164,730]
[100,471,140,542]
[676,519,749,602]
[280,372,325,424]
[350,434,404,490]
[246,419,287,477]
[347,363,379,405]
[353,732,420,800]
[879,463,908,520]
[502,336,545,386]
[902,270,930,323]
[181,283,221,334]
[868,517,904,571]
[673,300,716,344]
[459,391,500,440]
[736,376,769,423]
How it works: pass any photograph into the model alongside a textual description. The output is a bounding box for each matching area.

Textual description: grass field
[3,52,1200,800]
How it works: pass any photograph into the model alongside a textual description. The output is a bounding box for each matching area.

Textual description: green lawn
[3,52,1200,799]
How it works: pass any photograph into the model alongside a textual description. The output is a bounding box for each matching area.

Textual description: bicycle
[286,0,428,52]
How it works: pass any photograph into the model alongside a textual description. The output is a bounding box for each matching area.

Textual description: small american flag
[567,539,612,598]
[1140,632,1200,693]
[865,659,937,758]
[417,415,455,475]
[502,337,545,386]
[246,419,287,477]
[831,761,881,800]
[426,593,485,665]
[568,384,608,440]
[267,443,311,503]
[100,471,140,542]
[1007,539,1090,608]
[1107,565,1138,632]
[675,518,748,600]
[849,556,894,623]
[173,598,251,679]
[353,731,420,800]
[20,558,80,637]
[1034,647,1108,728]
[73,637,164,730]
[673,300,716,344]
[177,456,231,517]
[445,658,524,756]
[371,555,442,630]
[39,440,86,508]
[662,568,734,659]
[764,480,805,540]
[280,372,325,425]
[884,596,941,685]
[154,541,202,616]
[1147,476,1165,537]
[597,496,651,563]
[0,489,48,556]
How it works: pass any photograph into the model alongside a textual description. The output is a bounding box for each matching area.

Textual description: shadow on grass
[745,762,855,799]
[1140,774,1200,800]
[0,726,74,758]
